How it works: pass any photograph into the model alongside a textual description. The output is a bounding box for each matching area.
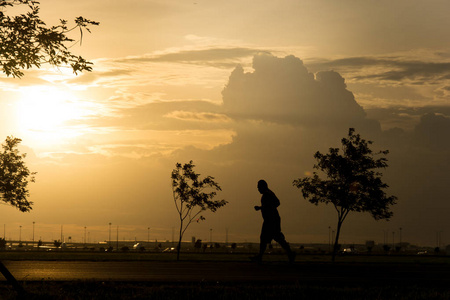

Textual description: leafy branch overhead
[0,0,99,77]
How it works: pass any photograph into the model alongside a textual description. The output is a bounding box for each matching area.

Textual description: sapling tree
[171,161,227,260]
[293,128,397,261]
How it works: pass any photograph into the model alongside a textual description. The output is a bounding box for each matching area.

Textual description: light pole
[32,221,35,245]
[19,225,22,242]
[109,223,112,248]
[84,226,87,247]
[148,227,150,243]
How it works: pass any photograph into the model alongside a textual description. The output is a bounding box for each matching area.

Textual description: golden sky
[0,0,449,247]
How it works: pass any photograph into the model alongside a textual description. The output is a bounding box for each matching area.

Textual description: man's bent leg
[275,232,296,263]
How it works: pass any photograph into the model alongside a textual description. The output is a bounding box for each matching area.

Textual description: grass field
[0,252,449,299]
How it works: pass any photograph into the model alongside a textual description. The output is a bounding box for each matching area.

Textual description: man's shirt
[260,189,281,222]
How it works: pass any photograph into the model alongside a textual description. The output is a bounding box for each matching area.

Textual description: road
[1,260,449,284]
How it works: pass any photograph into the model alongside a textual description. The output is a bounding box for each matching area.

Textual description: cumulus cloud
[222,54,378,132]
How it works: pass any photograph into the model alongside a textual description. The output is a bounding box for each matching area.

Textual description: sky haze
[0,0,449,248]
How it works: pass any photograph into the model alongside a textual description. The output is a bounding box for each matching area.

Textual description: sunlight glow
[15,86,91,148]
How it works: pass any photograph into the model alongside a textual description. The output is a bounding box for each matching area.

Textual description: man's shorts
[260,220,285,244]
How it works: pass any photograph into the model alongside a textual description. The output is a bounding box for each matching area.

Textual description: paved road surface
[1,260,449,284]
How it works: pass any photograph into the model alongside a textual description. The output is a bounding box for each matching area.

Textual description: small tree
[0,136,35,212]
[0,136,35,295]
[293,128,397,261]
[1,0,99,78]
[171,161,227,260]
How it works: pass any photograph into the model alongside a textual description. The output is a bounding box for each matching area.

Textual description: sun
[15,86,90,149]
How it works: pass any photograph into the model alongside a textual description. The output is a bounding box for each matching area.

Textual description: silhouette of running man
[251,180,296,263]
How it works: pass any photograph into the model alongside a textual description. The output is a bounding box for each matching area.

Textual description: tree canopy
[0,136,35,212]
[0,0,99,77]
[293,128,397,261]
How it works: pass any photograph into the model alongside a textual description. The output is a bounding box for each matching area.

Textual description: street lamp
[109,223,112,247]
[148,227,150,243]
[84,226,87,247]
[32,221,35,245]
[19,225,22,242]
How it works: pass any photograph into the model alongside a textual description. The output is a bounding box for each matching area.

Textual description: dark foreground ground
[0,253,449,299]
[1,280,449,300]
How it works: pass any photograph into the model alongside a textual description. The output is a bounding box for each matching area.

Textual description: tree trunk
[331,220,343,262]
[176,237,182,261]
[176,222,183,261]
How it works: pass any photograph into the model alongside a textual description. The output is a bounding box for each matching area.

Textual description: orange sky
[0,0,449,247]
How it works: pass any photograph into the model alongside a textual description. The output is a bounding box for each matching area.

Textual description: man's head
[257,180,269,194]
